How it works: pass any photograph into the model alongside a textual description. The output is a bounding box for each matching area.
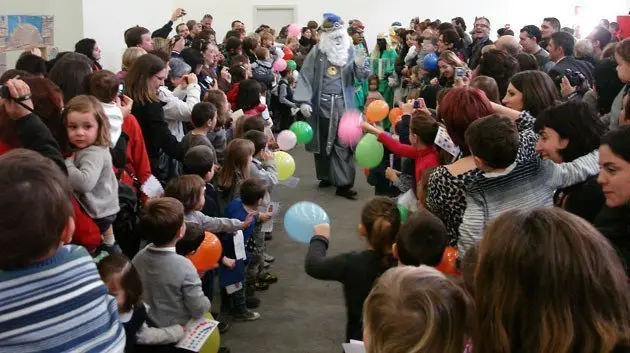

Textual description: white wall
[2,0,83,69]
[82,0,175,71]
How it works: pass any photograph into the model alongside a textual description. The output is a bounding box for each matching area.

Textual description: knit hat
[320,13,344,33]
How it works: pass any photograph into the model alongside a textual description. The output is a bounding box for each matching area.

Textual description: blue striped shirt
[0,245,125,352]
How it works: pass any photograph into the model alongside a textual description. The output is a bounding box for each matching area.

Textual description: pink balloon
[272,58,288,72]
[277,130,297,151]
[338,110,363,147]
[287,24,301,37]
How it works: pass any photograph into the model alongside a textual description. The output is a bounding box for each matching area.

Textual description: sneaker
[264,253,275,262]
[263,261,271,269]
[254,280,270,291]
[259,272,278,284]
[233,310,261,321]
[264,232,273,241]
[246,296,261,309]
[336,187,358,200]
[218,321,230,334]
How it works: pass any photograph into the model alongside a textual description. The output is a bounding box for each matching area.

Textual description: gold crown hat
[320,13,344,33]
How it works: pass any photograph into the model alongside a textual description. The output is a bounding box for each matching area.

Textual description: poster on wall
[0,15,54,52]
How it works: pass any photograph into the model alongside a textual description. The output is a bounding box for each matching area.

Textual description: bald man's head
[495,35,521,56]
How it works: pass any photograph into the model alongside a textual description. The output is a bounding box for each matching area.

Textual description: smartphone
[118,84,124,99]
[413,98,425,109]
[455,67,467,78]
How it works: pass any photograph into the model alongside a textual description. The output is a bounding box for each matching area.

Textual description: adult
[591,58,624,116]
[515,52,539,71]
[348,23,369,112]
[547,31,594,85]
[475,208,630,353]
[451,17,472,48]
[534,101,606,222]
[494,35,520,57]
[74,38,102,71]
[467,16,493,70]
[15,54,47,77]
[151,8,185,39]
[575,39,598,67]
[478,49,520,98]
[201,14,213,32]
[540,16,561,50]
[371,33,397,109]
[47,52,93,104]
[231,20,245,31]
[294,13,370,200]
[502,70,559,117]
[160,57,200,141]
[595,126,630,274]
[242,36,260,64]
[438,29,465,61]
[124,26,154,52]
[186,20,203,40]
[118,47,146,84]
[425,88,494,243]
[519,25,554,72]
[588,27,614,59]
[299,27,315,53]
[126,53,183,182]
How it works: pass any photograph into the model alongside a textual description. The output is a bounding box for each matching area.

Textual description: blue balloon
[284,202,330,243]
[423,52,439,71]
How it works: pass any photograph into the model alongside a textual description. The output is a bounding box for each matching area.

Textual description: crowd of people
[0,7,629,353]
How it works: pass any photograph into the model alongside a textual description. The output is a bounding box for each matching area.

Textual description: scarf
[472,35,489,55]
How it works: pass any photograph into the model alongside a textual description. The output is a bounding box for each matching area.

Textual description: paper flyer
[175,316,219,352]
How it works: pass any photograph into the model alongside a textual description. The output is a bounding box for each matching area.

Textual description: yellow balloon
[199,312,221,353]
[274,151,296,181]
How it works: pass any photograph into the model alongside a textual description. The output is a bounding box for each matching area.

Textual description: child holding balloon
[97,254,185,350]
[305,197,400,342]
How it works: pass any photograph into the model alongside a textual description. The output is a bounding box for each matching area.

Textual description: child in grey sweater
[64,95,120,252]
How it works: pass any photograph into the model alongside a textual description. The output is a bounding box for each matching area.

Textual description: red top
[118,114,152,199]
[378,132,440,183]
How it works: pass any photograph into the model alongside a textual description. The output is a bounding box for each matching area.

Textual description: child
[243,130,279,285]
[88,70,125,149]
[215,138,256,212]
[251,47,274,99]
[458,114,600,258]
[0,149,125,352]
[165,174,255,234]
[183,145,221,217]
[362,109,441,184]
[393,209,448,267]
[132,197,210,327]
[179,102,217,156]
[64,95,121,254]
[98,254,184,350]
[272,68,297,131]
[363,266,471,353]
[221,178,271,321]
[305,197,400,342]
[365,74,385,111]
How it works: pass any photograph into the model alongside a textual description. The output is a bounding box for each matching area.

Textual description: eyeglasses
[474,23,490,29]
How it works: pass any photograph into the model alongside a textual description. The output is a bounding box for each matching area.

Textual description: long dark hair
[74,38,102,70]
[235,79,261,111]
[509,70,559,117]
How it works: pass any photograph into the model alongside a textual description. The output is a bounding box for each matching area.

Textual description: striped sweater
[457,112,600,258]
[0,245,125,353]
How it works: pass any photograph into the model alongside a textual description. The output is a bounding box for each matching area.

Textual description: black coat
[595,205,630,275]
[548,56,594,85]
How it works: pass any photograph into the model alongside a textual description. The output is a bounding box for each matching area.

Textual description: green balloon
[290,121,313,144]
[287,60,297,70]
[355,134,384,168]
[397,204,409,222]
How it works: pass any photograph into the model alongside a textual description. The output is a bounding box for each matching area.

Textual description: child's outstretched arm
[65,147,106,193]
[304,224,348,282]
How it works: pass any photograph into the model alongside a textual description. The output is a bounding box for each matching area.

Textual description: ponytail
[361,197,401,262]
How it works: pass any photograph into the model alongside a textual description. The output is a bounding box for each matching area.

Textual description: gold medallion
[327,66,338,76]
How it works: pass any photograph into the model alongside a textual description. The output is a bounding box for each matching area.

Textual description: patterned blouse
[426,111,537,245]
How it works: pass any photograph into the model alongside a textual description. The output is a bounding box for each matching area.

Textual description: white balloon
[275,47,285,59]
[277,130,297,151]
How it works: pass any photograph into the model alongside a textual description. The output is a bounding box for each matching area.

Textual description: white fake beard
[319,30,351,67]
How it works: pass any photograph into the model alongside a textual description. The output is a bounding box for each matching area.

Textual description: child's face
[263,39,273,48]
[105,274,127,312]
[616,53,630,83]
[66,111,99,149]
[369,80,378,91]
[422,39,436,53]
[438,61,454,78]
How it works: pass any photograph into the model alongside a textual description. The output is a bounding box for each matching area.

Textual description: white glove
[354,47,367,67]
[300,104,313,118]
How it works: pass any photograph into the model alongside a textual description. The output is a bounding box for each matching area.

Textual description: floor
[220,146,372,353]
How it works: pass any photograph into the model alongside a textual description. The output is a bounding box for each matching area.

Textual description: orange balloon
[389,107,403,128]
[366,100,390,122]
[435,246,460,276]
[188,232,222,272]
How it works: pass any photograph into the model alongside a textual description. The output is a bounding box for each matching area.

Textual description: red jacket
[377,132,440,183]
[117,114,152,199]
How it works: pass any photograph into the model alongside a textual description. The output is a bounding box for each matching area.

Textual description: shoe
[233,310,261,321]
[264,232,273,241]
[264,253,275,263]
[218,347,231,353]
[246,296,261,309]
[254,280,270,291]
[263,261,271,269]
[259,272,278,284]
[218,321,230,334]
[336,187,358,200]
[318,180,332,188]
